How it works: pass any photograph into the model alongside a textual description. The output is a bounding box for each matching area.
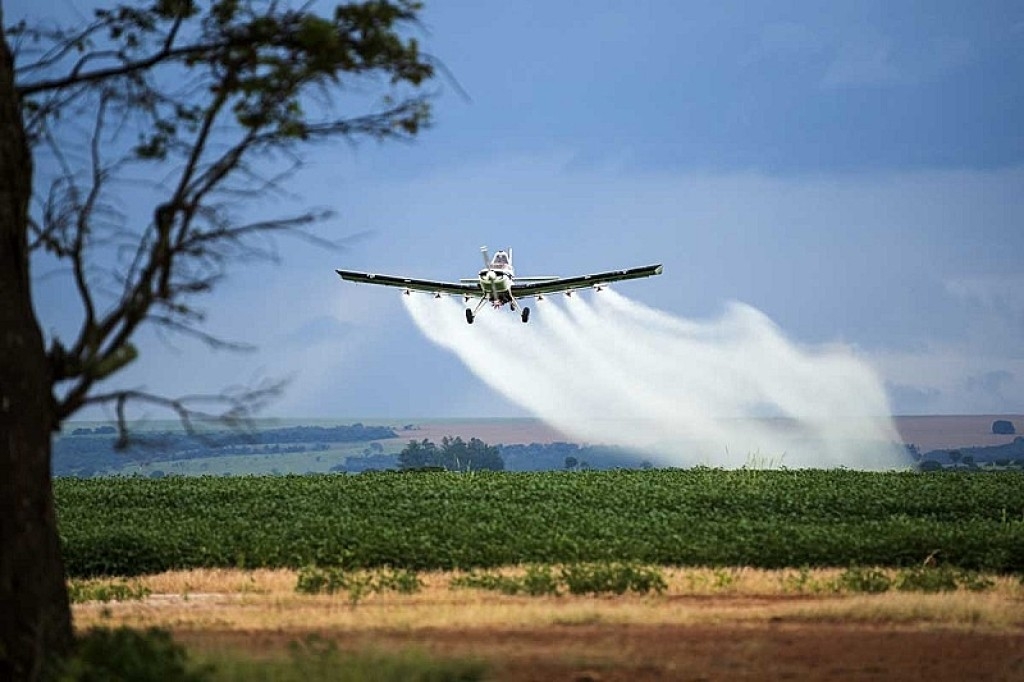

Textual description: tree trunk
[0,17,75,682]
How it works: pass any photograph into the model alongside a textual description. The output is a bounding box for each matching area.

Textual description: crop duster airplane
[336,246,663,324]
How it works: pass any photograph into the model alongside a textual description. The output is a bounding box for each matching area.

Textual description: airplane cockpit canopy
[491,251,510,267]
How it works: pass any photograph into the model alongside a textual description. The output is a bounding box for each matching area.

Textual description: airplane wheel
[521,307,530,323]
[465,309,474,324]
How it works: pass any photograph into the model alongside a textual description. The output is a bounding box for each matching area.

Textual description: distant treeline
[53,424,396,477]
[913,437,1024,471]
[499,442,653,471]
[335,440,654,474]
[395,436,504,472]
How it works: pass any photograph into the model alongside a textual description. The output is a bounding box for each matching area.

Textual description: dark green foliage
[296,566,422,603]
[451,563,664,597]
[559,563,667,596]
[835,567,892,594]
[17,0,433,138]
[398,437,504,471]
[894,566,995,593]
[54,470,1024,577]
[894,566,960,593]
[397,439,438,469]
[451,565,561,596]
[522,565,562,596]
[59,628,210,682]
[805,566,997,594]
[451,572,536,596]
[67,579,150,603]
[955,570,998,592]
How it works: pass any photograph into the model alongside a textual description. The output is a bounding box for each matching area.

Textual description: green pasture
[55,469,1024,577]
[107,441,405,477]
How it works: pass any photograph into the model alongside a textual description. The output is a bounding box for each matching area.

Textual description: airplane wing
[336,269,479,296]
[511,264,663,297]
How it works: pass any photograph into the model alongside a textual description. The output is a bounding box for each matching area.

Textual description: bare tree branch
[69,91,111,355]
[148,315,258,352]
[18,0,435,430]
[18,39,225,97]
[83,380,286,449]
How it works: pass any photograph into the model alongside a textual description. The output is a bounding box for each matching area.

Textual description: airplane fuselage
[477,250,517,308]
[478,267,515,307]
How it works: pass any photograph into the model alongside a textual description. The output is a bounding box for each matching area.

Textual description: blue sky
[17,0,1024,419]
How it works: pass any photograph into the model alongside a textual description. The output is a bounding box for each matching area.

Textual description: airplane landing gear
[467,297,488,324]
[521,306,530,323]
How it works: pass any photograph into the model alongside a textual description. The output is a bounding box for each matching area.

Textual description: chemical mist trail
[402,292,907,469]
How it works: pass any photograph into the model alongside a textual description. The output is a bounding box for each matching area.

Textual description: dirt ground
[74,569,1024,681]
[174,622,1024,682]
[892,414,1024,453]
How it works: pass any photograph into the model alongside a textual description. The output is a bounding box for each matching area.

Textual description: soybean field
[55,469,1024,577]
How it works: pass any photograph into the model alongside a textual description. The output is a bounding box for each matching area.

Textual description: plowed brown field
[391,414,1024,453]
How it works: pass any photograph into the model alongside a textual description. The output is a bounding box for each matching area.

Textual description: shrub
[781,567,822,594]
[295,566,422,604]
[835,567,892,594]
[67,579,151,604]
[892,561,987,589]
[295,566,337,595]
[521,565,561,596]
[560,563,667,596]
[949,569,995,592]
[450,571,532,595]
[59,628,210,682]
[451,563,665,597]
[375,568,424,595]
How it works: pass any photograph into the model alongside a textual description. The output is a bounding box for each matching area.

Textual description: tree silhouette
[0,1,434,676]
[399,436,504,471]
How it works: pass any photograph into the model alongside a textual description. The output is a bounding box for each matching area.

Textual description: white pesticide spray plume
[402,290,907,469]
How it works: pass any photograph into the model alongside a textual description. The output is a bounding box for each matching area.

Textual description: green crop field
[55,469,1024,577]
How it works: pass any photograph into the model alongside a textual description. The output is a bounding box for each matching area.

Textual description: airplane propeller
[480,245,490,267]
